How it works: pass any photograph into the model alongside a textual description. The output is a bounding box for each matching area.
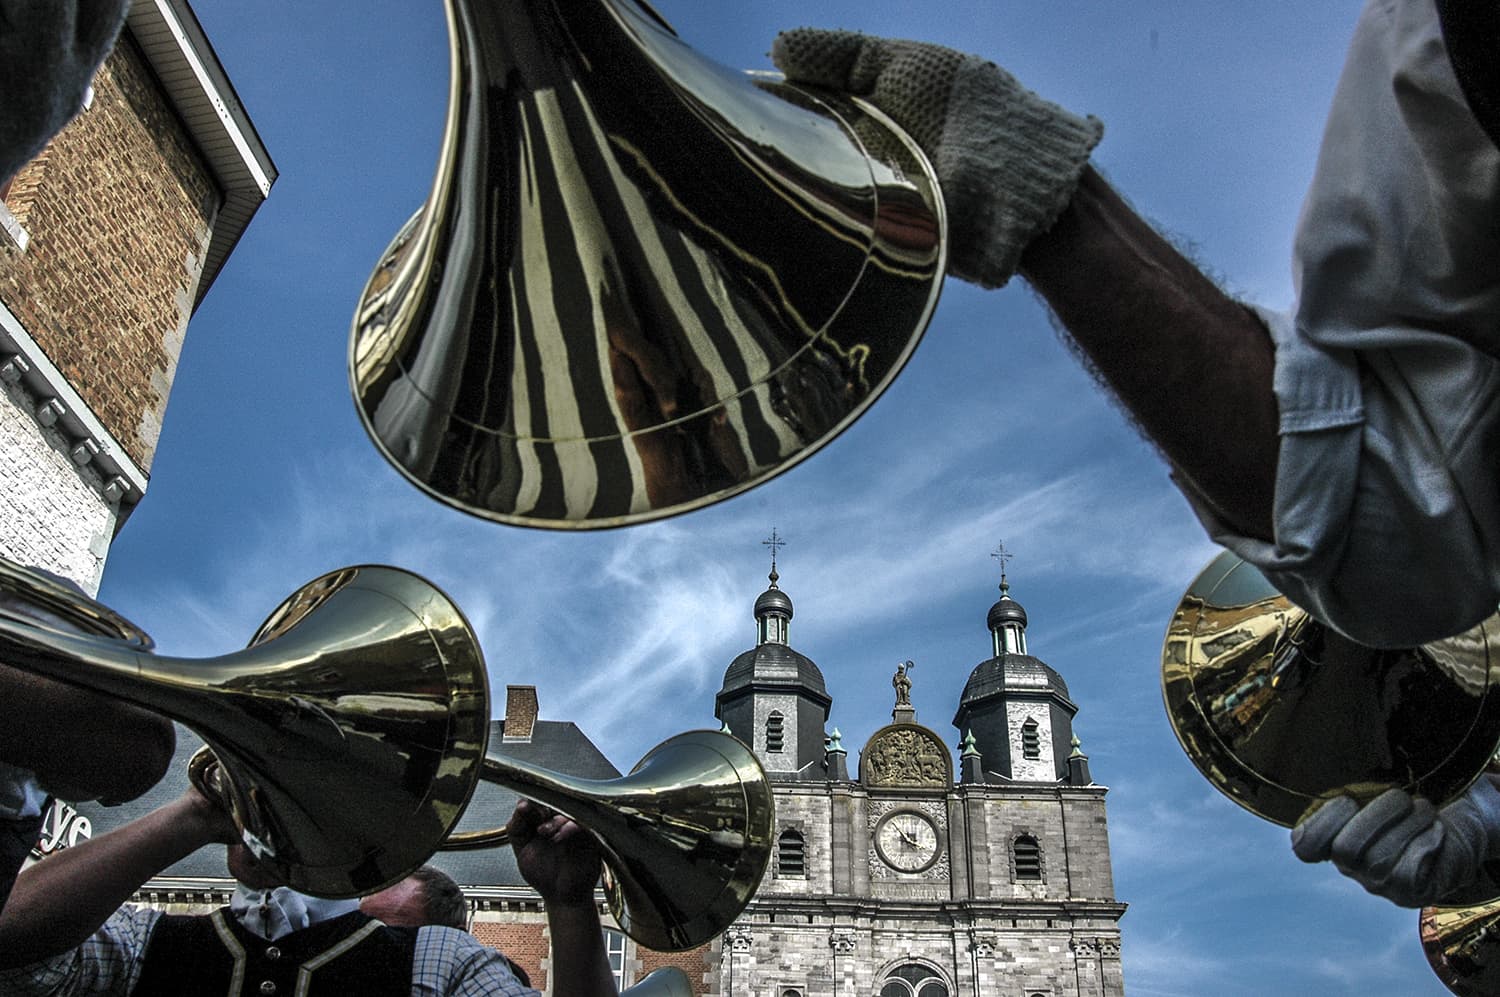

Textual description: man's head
[361,865,467,930]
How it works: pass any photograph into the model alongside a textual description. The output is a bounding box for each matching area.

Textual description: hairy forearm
[1019,166,1279,541]
[0,795,214,967]
[545,900,617,996]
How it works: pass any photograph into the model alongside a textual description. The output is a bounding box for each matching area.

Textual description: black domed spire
[986,576,1029,634]
[716,530,832,778]
[754,566,794,621]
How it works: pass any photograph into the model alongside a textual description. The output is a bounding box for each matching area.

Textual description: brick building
[0,0,274,592]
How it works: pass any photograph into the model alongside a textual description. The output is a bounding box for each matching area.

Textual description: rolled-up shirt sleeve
[1185,0,1500,648]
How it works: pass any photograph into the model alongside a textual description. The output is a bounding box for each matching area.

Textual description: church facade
[713,567,1127,997]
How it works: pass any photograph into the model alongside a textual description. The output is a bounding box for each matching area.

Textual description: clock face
[875,810,940,872]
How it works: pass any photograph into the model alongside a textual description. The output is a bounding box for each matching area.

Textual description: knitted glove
[772,29,1102,289]
[0,0,128,183]
[1290,775,1500,907]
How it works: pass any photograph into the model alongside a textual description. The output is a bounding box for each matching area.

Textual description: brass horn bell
[439,728,772,952]
[0,559,489,899]
[1422,899,1500,997]
[350,0,945,528]
[1161,550,1500,826]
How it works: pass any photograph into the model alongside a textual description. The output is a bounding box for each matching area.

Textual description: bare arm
[770,34,1282,543]
[0,788,233,968]
[509,800,618,996]
[1020,166,1280,541]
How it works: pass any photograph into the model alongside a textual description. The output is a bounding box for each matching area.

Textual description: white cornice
[0,299,149,510]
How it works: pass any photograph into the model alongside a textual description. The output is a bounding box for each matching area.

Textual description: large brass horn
[0,558,490,899]
[350,0,945,529]
[1161,550,1500,826]
[438,728,772,952]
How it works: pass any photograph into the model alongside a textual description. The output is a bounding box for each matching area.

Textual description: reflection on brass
[350,0,945,528]
[440,728,773,953]
[1161,551,1500,827]
[0,558,152,647]
[1423,899,1500,996]
[0,557,489,899]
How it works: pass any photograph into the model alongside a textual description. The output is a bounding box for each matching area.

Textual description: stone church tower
[714,560,1127,997]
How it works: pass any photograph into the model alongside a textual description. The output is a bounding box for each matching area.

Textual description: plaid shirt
[0,904,538,996]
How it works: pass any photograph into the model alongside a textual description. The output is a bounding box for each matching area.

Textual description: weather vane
[991,541,1015,586]
[762,528,786,580]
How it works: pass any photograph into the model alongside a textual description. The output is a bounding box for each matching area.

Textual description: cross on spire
[762,528,786,584]
[991,541,1015,591]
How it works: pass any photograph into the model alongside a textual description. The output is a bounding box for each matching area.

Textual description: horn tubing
[437,729,773,952]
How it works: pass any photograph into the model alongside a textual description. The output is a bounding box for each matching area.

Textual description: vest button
[265,946,282,961]
[259,982,277,995]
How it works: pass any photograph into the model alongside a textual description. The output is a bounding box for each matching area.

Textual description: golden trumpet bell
[1161,551,1500,826]
[350,0,945,528]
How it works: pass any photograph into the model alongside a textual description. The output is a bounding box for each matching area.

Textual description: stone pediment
[859,723,952,788]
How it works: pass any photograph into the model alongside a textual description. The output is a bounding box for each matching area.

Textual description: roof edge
[125,0,278,309]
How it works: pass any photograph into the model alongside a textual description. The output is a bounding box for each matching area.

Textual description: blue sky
[96,2,1451,994]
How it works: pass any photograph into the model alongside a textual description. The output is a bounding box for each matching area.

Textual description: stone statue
[893,659,914,706]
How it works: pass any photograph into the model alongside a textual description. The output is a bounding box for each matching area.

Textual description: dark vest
[133,909,417,997]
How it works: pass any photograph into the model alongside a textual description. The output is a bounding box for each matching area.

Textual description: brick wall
[0,31,218,474]
[636,943,712,994]
[471,919,548,988]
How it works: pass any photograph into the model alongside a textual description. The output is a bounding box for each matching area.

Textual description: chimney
[503,685,538,741]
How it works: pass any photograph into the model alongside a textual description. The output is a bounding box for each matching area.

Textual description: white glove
[0,0,129,183]
[771,29,1102,289]
[1290,775,1500,908]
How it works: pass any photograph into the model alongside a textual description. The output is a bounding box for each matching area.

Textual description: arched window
[777,829,805,877]
[1021,718,1041,760]
[879,963,949,997]
[1014,834,1042,881]
[766,711,785,753]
